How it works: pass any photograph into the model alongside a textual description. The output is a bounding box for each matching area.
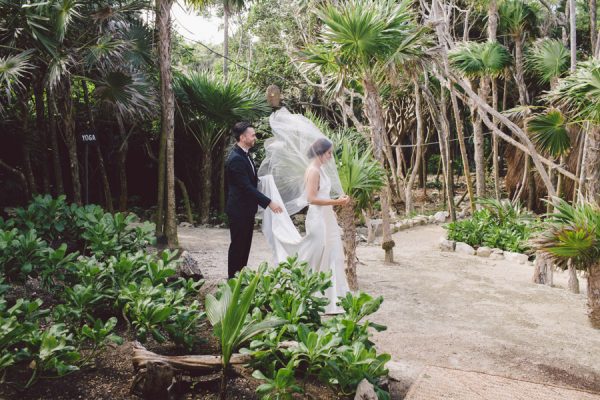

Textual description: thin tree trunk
[472,95,486,199]
[339,200,358,291]
[449,90,475,211]
[569,0,577,71]
[199,153,212,224]
[405,83,424,214]
[59,80,82,205]
[47,95,64,195]
[176,177,194,225]
[588,261,600,328]
[438,88,457,221]
[19,95,37,196]
[533,251,553,285]
[33,82,50,194]
[223,6,229,80]
[157,0,178,248]
[116,115,129,212]
[81,79,113,212]
[491,78,501,200]
[527,157,536,209]
[514,37,528,106]
[590,0,597,55]
[583,125,600,205]
[363,76,394,263]
[567,259,580,293]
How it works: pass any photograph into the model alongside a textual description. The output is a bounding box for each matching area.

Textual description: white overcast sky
[172,2,230,45]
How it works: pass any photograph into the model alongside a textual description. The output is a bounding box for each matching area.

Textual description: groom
[225,121,283,279]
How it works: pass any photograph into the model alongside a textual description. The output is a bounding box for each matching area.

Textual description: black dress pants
[227,213,255,279]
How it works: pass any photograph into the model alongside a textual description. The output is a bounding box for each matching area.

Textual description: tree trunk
[488,0,498,41]
[405,83,424,214]
[438,88,457,221]
[33,82,51,194]
[533,251,553,285]
[223,6,229,80]
[472,97,486,200]
[59,80,82,205]
[176,177,194,225]
[339,200,358,291]
[567,259,580,293]
[527,157,536,209]
[199,153,212,225]
[218,139,226,214]
[491,78,501,200]
[587,261,600,328]
[116,115,129,212]
[362,76,394,263]
[157,0,178,248]
[47,95,64,195]
[514,37,528,106]
[583,126,600,205]
[81,79,113,212]
[590,0,597,57]
[569,0,577,71]
[19,96,37,196]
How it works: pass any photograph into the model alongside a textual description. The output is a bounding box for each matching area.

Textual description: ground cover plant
[445,198,538,253]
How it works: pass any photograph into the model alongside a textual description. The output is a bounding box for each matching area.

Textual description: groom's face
[239,127,257,148]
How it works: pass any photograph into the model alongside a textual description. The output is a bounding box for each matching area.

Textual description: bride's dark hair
[307,138,333,159]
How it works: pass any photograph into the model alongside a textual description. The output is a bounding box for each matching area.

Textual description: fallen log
[130,342,252,399]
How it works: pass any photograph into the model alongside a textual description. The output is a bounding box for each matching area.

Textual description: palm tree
[546,59,600,206]
[533,199,600,327]
[449,40,512,200]
[499,0,538,106]
[335,137,384,290]
[526,38,569,90]
[302,0,431,263]
[174,72,270,223]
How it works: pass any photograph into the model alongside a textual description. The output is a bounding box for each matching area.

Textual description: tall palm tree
[174,72,270,223]
[302,0,431,263]
[533,199,600,327]
[449,40,512,200]
[546,59,600,205]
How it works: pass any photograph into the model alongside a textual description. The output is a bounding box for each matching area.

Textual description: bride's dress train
[260,170,349,314]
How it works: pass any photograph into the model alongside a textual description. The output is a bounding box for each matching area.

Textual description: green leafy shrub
[445,198,537,253]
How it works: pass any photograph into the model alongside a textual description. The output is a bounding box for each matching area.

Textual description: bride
[258,108,351,314]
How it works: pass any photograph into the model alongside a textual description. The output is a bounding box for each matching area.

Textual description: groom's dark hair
[232,121,253,141]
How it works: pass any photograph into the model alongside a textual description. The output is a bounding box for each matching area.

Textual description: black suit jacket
[225,145,271,218]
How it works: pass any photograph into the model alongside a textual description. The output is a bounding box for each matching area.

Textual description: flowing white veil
[257,107,344,216]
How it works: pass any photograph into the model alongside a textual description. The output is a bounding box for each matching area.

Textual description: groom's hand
[269,201,284,214]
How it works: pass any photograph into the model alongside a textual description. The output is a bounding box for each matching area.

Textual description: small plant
[253,360,303,400]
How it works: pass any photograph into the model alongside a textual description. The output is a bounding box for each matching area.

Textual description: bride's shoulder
[305,166,321,177]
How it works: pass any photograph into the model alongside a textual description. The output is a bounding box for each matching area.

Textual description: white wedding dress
[260,169,349,314]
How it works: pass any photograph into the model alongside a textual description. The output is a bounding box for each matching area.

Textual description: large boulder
[455,242,475,255]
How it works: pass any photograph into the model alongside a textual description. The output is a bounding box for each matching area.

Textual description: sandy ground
[178,224,600,395]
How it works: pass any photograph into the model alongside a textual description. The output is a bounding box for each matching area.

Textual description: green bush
[445,199,537,253]
[240,257,391,399]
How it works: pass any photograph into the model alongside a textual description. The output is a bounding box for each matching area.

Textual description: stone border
[439,238,531,264]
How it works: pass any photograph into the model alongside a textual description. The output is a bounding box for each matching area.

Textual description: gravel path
[178,224,600,395]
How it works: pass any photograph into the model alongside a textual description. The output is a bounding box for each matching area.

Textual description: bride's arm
[305,168,346,206]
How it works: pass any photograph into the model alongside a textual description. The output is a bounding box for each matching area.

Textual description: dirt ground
[178,224,600,396]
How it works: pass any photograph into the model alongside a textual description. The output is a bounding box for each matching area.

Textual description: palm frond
[499,0,537,38]
[545,59,600,125]
[525,39,569,85]
[449,41,512,79]
[527,108,571,157]
[0,50,34,95]
[94,70,157,118]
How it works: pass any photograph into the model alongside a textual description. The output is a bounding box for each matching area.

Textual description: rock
[428,215,435,223]
[490,249,505,260]
[476,246,492,257]
[176,251,204,281]
[504,251,529,264]
[439,238,456,252]
[354,379,377,400]
[397,223,409,231]
[179,222,193,228]
[433,211,449,223]
[455,242,475,255]
[368,219,383,237]
[457,210,466,219]
[387,360,422,399]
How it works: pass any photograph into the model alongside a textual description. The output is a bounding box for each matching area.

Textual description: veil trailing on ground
[257,107,344,216]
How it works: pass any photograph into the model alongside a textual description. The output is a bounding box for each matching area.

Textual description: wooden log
[132,342,251,374]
